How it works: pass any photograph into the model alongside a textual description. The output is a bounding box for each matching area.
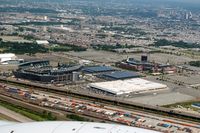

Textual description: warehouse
[89,78,168,95]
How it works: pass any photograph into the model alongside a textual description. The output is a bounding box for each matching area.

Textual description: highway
[0,106,34,122]
[0,83,200,133]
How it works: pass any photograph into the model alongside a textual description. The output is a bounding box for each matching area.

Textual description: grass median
[0,100,56,121]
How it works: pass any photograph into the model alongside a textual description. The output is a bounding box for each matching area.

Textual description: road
[0,106,34,122]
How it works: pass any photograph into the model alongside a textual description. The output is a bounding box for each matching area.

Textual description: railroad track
[0,77,200,124]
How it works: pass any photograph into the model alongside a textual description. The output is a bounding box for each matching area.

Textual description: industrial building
[13,60,82,83]
[89,78,168,95]
[0,53,24,65]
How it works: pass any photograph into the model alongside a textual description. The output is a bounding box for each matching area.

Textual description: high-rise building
[189,12,193,19]
[185,13,189,20]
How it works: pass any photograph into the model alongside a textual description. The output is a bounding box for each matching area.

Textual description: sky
[133,0,200,4]
[2,0,200,7]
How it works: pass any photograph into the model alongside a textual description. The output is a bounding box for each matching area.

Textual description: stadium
[13,60,82,83]
[117,56,176,74]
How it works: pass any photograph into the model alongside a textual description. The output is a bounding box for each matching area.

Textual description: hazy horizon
[1,0,200,11]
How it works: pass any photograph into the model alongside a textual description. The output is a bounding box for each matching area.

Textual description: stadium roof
[192,103,200,108]
[0,121,159,133]
[83,66,116,73]
[89,78,168,95]
[19,60,49,67]
[102,71,140,80]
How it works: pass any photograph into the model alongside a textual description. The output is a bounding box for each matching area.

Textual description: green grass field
[0,101,56,121]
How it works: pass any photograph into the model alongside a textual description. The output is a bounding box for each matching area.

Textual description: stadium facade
[13,60,82,83]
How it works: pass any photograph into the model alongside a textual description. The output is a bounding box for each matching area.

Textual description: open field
[15,49,196,66]
[15,48,198,69]
[0,65,18,72]
[0,101,54,121]
[116,73,200,106]
[165,74,200,85]
[0,36,33,43]
[67,49,195,64]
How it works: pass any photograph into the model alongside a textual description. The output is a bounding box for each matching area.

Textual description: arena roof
[101,71,140,80]
[83,66,116,73]
[89,78,168,95]
[0,121,159,133]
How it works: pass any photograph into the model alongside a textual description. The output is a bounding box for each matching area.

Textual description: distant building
[117,56,176,74]
[189,12,193,19]
[36,40,49,45]
[44,16,48,21]
[185,12,193,20]
[0,53,17,62]
[185,13,189,20]
[0,53,24,65]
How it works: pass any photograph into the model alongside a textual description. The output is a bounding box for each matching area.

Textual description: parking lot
[67,49,195,64]
[127,92,195,106]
